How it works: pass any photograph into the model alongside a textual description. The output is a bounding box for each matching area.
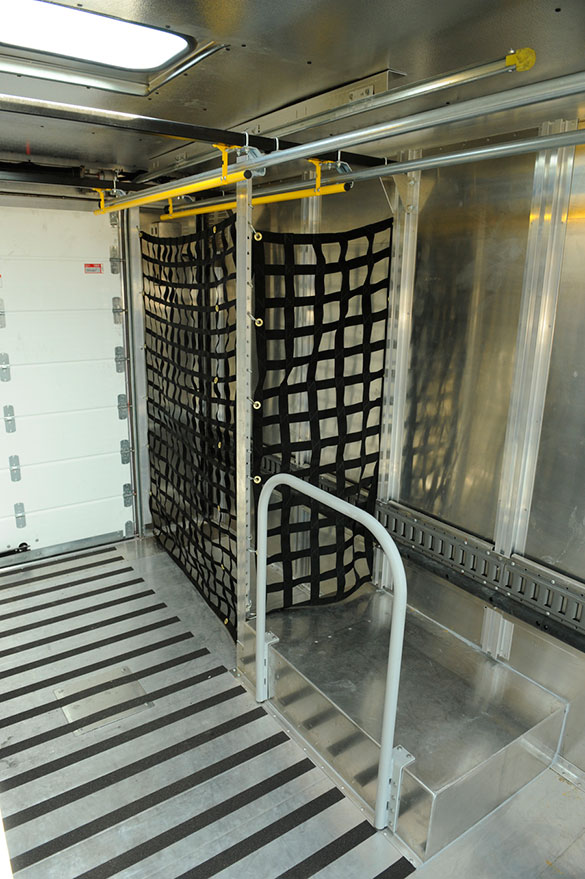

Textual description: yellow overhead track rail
[160,182,352,221]
[94,168,252,215]
[160,157,349,221]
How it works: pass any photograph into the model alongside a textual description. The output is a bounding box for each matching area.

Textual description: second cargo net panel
[252,216,393,609]
[141,216,238,636]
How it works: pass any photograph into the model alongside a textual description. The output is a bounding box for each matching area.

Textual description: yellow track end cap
[506,47,536,71]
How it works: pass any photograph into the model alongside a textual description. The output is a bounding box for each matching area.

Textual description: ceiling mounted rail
[161,159,352,219]
[94,67,585,214]
[251,48,537,141]
[136,48,536,183]
[93,168,253,215]
[0,93,384,168]
[146,128,585,221]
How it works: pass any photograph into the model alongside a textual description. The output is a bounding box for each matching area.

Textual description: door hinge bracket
[112,297,125,325]
[123,483,134,507]
[0,353,10,382]
[117,393,128,420]
[3,404,15,432]
[115,346,127,373]
[110,244,123,274]
[9,454,21,481]
[120,439,131,464]
[14,502,26,528]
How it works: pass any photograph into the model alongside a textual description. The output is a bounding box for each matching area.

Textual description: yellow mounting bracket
[307,158,323,193]
[92,188,106,211]
[213,143,231,181]
[166,198,174,216]
[506,47,536,72]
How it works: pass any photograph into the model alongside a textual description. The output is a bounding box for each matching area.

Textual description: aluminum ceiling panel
[0,0,584,166]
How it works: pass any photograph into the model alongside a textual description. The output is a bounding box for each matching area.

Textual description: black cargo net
[252,217,392,609]
[141,216,238,637]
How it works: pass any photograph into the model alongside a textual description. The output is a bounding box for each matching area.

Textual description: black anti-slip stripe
[0,602,167,663]
[373,858,416,878]
[12,731,288,872]
[75,758,316,879]
[176,786,344,879]
[0,566,134,608]
[0,617,185,703]
[0,664,226,759]
[0,576,145,624]
[0,554,124,589]
[0,684,243,792]
[6,706,266,829]
[276,820,376,878]
[0,646,209,733]
[2,587,154,640]
[0,546,117,579]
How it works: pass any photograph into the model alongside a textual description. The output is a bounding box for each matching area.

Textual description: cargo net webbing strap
[252,216,393,609]
[141,215,238,637]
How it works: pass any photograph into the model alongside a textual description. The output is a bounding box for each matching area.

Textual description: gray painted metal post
[236,172,254,652]
[255,472,408,830]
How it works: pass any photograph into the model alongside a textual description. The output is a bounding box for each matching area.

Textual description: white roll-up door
[0,206,133,557]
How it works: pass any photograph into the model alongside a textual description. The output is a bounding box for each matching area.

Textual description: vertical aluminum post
[494,120,577,557]
[121,208,151,535]
[236,171,254,656]
[376,152,421,588]
[255,473,407,829]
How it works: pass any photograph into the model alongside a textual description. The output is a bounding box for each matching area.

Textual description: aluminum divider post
[376,152,421,591]
[255,472,408,830]
[494,119,577,557]
[236,168,254,663]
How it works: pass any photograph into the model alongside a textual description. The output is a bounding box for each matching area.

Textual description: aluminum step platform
[248,569,567,860]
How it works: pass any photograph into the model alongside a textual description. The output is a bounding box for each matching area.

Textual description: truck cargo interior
[2,2,585,877]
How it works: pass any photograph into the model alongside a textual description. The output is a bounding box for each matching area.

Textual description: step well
[262,587,568,860]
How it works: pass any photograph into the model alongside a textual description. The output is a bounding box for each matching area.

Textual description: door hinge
[0,353,10,382]
[3,404,15,432]
[125,520,135,537]
[117,393,128,419]
[14,502,26,528]
[9,454,21,481]
[115,346,127,373]
[0,298,5,329]
[123,483,134,507]
[112,296,124,325]
[110,244,123,274]
[120,439,131,464]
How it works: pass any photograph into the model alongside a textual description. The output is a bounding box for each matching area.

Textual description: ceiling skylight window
[2,1,190,71]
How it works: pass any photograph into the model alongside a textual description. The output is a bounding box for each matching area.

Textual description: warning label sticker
[84,263,103,274]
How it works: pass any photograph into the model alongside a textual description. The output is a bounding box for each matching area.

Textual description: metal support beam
[98,127,585,216]
[121,208,151,534]
[494,119,577,557]
[0,92,384,168]
[376,152,421,590]
[235,167,254,658]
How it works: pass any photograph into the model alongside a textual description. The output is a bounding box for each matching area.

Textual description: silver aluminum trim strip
[236,171,253,659]
[494,120,577,557]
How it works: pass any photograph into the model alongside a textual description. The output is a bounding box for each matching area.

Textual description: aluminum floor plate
[0,541,412,879]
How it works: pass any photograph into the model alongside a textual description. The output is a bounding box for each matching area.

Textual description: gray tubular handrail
[255,472,407,829]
